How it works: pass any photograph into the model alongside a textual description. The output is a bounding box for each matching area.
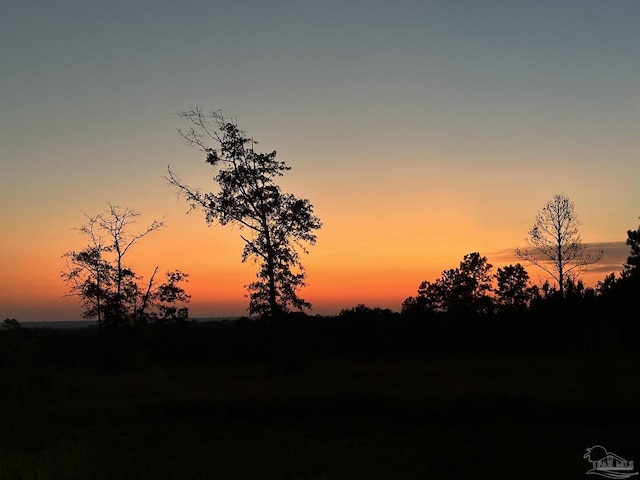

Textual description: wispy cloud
[486,241,628,276]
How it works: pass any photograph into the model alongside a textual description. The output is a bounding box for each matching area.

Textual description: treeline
[0,294,635,375]
[3,211,639,371]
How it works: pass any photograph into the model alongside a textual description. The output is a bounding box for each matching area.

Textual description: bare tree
[101,204,164,320]
[165,107,321,319]
[515,193,603,299]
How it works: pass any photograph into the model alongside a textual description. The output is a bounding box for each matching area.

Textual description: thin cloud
[487,241,629,276]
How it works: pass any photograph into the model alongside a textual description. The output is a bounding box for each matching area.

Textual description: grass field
[1,338,637,479]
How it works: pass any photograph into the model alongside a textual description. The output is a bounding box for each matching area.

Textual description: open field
[1,321,637,480]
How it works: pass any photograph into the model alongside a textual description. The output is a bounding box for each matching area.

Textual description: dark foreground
[0,317,638,479]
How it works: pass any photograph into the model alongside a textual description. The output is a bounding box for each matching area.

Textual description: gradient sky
[2,1,639,321]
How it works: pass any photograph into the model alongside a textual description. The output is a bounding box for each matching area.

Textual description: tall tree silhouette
[166,108,322,319]
[515,193,603,299]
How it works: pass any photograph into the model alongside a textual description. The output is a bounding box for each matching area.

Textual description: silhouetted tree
[401,278,446,314]
[563,277,593,299]
[515,193,603,299]
[61,204,189,330]
[61,212,115,328]
[339,304,396,317]
[604,217,640,312]
[596,272,617,296]
[153,270,191,323]
[494,263,539,313]
[621,217,640,281]
[2,318,20,329]
[165,107,322,319]
[538,279,558,299]
[400,296,419,314]
[403,252,493,316]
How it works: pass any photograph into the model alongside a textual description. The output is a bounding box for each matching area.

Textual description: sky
[2,1,640,321]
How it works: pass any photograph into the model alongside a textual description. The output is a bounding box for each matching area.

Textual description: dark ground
[0,317,638,479]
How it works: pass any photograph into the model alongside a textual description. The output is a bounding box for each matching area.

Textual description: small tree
[494,263,539,313]
[596,272,618,296]
[2,318,20,329]
[153,270,191,323]
[61,204,188,330]
[515,193,603,299]
[166,107,322,319]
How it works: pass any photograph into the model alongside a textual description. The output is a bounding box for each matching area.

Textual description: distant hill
[20,320,97,329]
[19,317,242,329]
